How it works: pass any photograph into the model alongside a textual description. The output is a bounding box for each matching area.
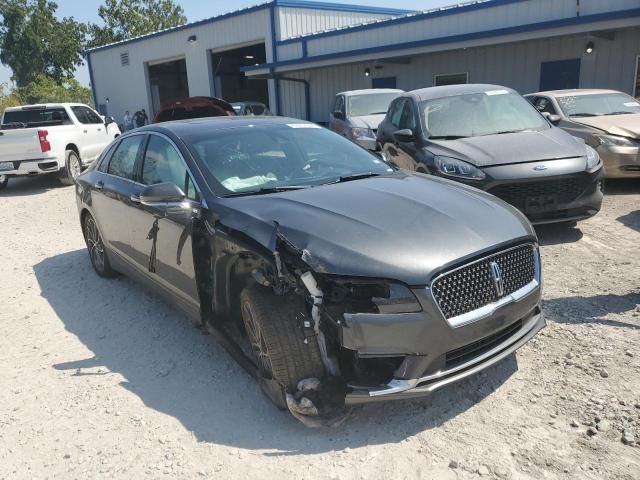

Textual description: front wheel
[82,213,117,277]
[0,175,8,190]
[59,150,81,185]
[240,286,324,398]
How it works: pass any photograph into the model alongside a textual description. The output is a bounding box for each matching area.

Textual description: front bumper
[0,157,61,176]
[339,245,543,404]
[597,144,640,178]
[346,309,543,404]
[480,161,605,224]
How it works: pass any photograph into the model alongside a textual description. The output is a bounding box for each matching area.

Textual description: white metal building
[86,0,640,125]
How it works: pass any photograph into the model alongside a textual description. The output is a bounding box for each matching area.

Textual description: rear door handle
[130,194,140,203]
[83,129,88,134]
[97,128,102,132]
[94,181,104,191]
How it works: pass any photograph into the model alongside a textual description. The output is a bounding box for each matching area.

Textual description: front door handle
[97,128,102,132]
[130,194,141,203]
[94,181,104,191]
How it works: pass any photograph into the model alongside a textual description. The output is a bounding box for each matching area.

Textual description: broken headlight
[326,280,422,314]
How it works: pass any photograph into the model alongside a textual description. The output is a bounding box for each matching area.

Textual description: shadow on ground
[602,179,640,196]
[0,175,68,197]
[544,291,640,330]
[617,210,640,234]
[34,249,518,453]
[535,223,583,246]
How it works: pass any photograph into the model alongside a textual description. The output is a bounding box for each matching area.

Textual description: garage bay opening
[148,58,189,114]
[211,43,269,107]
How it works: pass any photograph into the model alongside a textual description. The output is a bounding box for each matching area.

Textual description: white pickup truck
[0,103,121,189]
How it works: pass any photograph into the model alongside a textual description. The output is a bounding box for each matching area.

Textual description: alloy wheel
[69,153,81,181]
[84,216,105,272]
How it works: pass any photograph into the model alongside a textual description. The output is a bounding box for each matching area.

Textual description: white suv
[0,103,121,189]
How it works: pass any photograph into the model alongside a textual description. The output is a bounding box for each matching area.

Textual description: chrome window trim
[429,243,540,328]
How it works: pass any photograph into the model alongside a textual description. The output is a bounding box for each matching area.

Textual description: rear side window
[389,99,405,128]
[399,100,417,131]
[107,135,144,180]
[97,141,119,172]
[71,106,103,125]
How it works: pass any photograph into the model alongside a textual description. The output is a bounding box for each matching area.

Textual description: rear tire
[240,285,324,394]
[59,150,81,185]
[82,213,117,278]
[0,175,8,190]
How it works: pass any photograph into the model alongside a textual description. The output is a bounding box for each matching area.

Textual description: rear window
[2,108,72,128]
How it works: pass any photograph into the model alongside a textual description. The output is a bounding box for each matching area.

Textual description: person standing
[134,108,149,128]
[123,111,134,131]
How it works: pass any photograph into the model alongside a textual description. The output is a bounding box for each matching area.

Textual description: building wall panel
[278,27,640,123]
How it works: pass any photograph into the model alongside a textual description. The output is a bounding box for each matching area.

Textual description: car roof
[527,88,623,98]
[141,115,315,136]
[3,103,90,112]
[407,84,516,101]
[337,89,404,96]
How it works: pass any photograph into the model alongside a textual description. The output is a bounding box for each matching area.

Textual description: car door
[70,106,106,162]
[90,134,147,266]
[129,133,200,314]
[329,95,347,135]
[385,99,420,171]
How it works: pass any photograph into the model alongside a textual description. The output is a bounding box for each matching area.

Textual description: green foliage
[0,81,22,115]
[87,0,187,48]
[0,0,86,87]
[17,75,92,105]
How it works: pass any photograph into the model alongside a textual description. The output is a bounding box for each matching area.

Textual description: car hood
[428,127,585,167]
[571,114,640,138]
[214,173,534,285]
[349,114,386,131]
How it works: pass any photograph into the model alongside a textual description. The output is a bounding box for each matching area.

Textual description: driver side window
[141,135,198,200]
[399,100,416,131]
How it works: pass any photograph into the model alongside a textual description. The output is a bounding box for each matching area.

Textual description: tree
[0,81,22,114]
[0,0,86,87]
[18,75,92,105]
[87,0,186,49]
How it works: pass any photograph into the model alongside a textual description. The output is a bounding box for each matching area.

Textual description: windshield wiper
[224,185,309,197]
[428,135,469,140]
[492,129,534,135]
[605,111,634,116]
[569,113,597,117]
[333,172,382,183]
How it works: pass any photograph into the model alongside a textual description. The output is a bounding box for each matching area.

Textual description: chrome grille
[432,245,536,320]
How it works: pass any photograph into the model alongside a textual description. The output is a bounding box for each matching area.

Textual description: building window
[434,72,468,87]
[372,77,397,89]
[634,55,640,98]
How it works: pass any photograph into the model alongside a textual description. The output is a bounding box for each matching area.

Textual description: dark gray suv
[377,84,605,224]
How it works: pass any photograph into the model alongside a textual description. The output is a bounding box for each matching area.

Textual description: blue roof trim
[85,0,412,55]
[275,0,412,16]
[277,0,527,45]
[245,8,640,72]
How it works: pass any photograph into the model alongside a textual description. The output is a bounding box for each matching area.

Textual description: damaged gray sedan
[75,116,544,425]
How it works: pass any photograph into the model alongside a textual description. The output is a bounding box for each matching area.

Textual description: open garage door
[211,43,269,107]
[148,58,189,114]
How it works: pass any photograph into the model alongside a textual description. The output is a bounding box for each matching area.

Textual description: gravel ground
[1,175,639,480]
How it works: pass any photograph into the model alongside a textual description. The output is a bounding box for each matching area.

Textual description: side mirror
[333,110,345,121]
[542,112,561,125]
[139,182,185,205]
[393,129,414,143]
[105,116,115,126]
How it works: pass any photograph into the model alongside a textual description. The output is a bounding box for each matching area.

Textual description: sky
[0,0,457,87]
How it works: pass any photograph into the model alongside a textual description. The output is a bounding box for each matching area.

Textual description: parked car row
[330,85,639,225]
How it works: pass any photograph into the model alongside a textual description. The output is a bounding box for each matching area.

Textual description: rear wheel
[0,175,8,190]
[240,285,324,396]
[59,150,81,185]
[82,213,117,277]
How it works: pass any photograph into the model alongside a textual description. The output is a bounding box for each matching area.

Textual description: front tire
[240,286,324,395]
[59,150,81,185]
[82,213,117,277]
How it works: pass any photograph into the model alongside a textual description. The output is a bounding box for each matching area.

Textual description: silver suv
[329,89,403,150]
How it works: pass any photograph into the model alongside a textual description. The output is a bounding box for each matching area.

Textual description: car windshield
[348,93,401,117]
[421,90,549,139]
[556,92,640,117]
[186,123,393,195]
